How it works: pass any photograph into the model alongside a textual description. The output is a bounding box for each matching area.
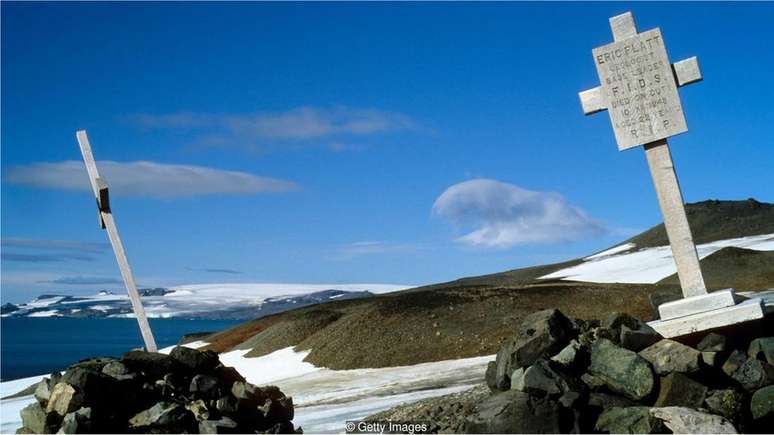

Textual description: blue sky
[2,2,773,303]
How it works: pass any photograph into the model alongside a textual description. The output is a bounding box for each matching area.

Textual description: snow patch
[542,233,774,284]
[585,242,636,260]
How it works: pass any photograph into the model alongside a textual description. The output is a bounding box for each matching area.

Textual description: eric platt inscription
[593,28,687,150]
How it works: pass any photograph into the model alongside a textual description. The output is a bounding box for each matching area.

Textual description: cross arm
[579,86,606,115]
[673,56,702,87]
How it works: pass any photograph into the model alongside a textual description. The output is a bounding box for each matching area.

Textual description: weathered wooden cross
[77,130,158,352]
[579,12,765,337]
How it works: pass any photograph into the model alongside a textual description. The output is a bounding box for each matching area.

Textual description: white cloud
[432,179,607,248]
[5,160,298,198]
[129,106,419,150]
[330,241,426,260]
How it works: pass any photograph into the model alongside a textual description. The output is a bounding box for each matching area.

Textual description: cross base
[648,290,766,338]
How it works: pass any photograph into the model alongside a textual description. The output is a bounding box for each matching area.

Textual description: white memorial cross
[579,12,765,337]
[77,130,158,352]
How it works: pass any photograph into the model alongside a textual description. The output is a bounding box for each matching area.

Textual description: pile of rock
[473,308,774,433]
[18,346,297,434]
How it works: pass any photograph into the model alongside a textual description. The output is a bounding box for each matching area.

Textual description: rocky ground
[16,347,297,434]
[364,308,774,433]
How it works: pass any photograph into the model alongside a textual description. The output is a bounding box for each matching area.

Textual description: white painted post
[76,130,158,352]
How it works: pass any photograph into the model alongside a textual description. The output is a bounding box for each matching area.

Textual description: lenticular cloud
[432,179,607,248]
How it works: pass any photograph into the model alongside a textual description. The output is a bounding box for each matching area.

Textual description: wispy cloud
[128,106,420,151]
[38,276,123,285]
[4,161,298,198]
[2,238,110,253]
[330,241,427,261]
[2,252,96,263]
[186,267,243,275]
[433,179,607,248]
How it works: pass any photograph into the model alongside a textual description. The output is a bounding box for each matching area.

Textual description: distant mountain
[1,283,410,320]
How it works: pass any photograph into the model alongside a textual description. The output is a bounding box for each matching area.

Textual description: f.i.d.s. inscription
[592,28,687,150]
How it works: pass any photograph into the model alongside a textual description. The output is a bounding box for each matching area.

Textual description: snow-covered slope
[2,283,412,319]
[540,233,774,284]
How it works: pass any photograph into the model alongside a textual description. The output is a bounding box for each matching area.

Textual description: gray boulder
[751,385,774,420]
[190,374,221,399]
[199,416,239,434]
[588,392,636,410]
[731,358,774,391]
[121,350,181,378]
[46,383,83,417]
[650,407,738,434]
[589,339,654,400]
[511,359,569,397]
[698,333,727,352]
[485,361,500,391]
[20,402,57,434]
[128,401,195,432]
[748,337,774,365]
[639,339,700,375]
[705,389,745,421]
[57,407,92,434]
[654,372,707,408]
[595,407,662,434]
[33,378,52,406]
[702,351,723,368]
[620,324,661,352]
[494,309,575,390]
[464,390,561,433]
[722,350,747,377]
[551,340,583,368]
[170,346,220,373]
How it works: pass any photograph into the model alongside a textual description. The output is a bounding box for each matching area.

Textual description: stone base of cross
[579,12,766,338]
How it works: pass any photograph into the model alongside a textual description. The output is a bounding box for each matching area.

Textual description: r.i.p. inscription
[593,28,687,150]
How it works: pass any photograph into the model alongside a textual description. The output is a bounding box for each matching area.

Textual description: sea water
[0,317,242,381]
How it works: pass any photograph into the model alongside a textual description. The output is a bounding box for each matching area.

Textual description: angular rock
[121,350,181,379]
[60,367,115,403]
[16,427,35,434]
[57,407,92,434]
[34,378,52,406]
[464,390,561,433]
[588,392,636,410]
[558,391,580,409]
[199,416,238,434]
[231,381,260,401]
[589,339,654,400]
[698,332,727,352]
[748,337,774,365]
[185,399,210,421]
[551,340,583,368]
[494,309,575,390]
[654,372,707,408]
[509,367,525,391]
[650,406,738,434]
[601,312,640,330]
[511,359,569,397]
[751,385,774,420]
[581,373,606,390]
[620,324,661,352]
[20,402,57,434]
[595,406,662,434]
[170,346,220,373]
[213,365,245,386]
[101,361,131,378]
[722,350,747,377]
[46,383,82,417]
[71,357,116,373]
[639,339,700,375]
[215,396,238,415]
[190,374,221,399]
[702,351,723,368]
[705,389,745,421]
[485,361,499,392]
[731,358,774,391]
[128,401,195,432]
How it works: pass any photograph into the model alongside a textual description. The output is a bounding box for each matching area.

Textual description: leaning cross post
[76,130,158,352]
[579,12,765,337]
